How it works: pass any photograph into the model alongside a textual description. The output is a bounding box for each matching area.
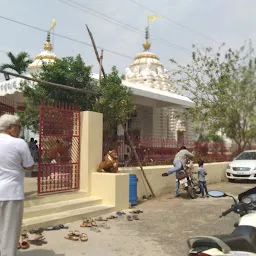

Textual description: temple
[120,26,194,143]
[0,22,195,144]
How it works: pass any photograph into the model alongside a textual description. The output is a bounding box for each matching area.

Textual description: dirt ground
[19,181,256,256]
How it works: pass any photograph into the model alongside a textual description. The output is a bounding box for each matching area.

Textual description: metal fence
[38,101,80,195]
[103,136,233,167]
[0,96,14,116]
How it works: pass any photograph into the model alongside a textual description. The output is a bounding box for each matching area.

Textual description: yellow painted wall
[120,162,229,198]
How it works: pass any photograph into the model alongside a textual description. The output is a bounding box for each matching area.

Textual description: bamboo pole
[85,25,106,78]
[85,25,155,198]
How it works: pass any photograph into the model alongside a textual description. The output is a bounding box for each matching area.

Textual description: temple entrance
[37,101,80,195]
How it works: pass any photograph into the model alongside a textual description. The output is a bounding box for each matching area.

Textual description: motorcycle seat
[192,226,256,253]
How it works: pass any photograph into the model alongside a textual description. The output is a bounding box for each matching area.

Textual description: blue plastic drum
[129,174,138,206]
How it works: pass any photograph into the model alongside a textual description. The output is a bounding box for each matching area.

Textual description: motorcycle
[187,186,256,256]
[177,162,201,199]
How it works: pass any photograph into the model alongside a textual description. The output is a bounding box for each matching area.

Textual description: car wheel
[228,178,235,183]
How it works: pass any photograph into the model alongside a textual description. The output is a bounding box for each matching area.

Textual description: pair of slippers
[127,215,139,221]
[65,230,88,242]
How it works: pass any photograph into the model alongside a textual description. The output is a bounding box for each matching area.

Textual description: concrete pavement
[19,182,256,256]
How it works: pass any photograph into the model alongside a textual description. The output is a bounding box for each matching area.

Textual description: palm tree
[0,51,33,74]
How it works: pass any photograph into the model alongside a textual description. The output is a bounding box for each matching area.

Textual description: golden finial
[44,18,56,51]
[142,26,151,51]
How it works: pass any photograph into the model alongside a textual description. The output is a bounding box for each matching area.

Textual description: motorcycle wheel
[187,186,197,199]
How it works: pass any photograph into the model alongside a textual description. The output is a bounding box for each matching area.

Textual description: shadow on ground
[19,249,65,256]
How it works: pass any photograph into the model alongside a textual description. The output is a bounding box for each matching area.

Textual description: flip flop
[116,211,126,216]
[130,210,143,214]
[73,230,80,237]
[45,224,69,231]
[107,215,118,219]
[29,228,44,234]
[95,216,108,221]
[80,233,88,242]
[80,218,92,227]
[90,226,101,233]
[64,231,79,241]
[21,240,30,249]
[127,215,133,221]
[133,215,139,220]
[98,223,111,229]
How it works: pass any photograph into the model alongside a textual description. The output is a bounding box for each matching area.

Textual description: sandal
[29,228,44,234]
[80,233,88,242]
[64,231,79,241]
[133,215,139,220]
[73,230,80,237]
[130,210,143,214]
[95,216,108,221]
[80,218,92,227]
[107,215,118,219]
[127,215,133,221]
[116,211,126,216]
[21,239,30,249]
[98,223,110,229]
[91,219,97,227]
[46,224,69,231]
[90,226,101,233]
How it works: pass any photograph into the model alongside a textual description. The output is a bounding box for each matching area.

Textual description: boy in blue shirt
[197,159,209,198]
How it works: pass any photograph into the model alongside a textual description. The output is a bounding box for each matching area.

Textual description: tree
[18,56,135,135]
[171,43,256,152]
[19,55,98,132]
[0,51,32,74]
[94,66,135,136]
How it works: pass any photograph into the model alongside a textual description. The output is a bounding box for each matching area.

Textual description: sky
[0,0,256,80]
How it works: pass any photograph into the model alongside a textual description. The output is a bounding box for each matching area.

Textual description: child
[197,159,209,198]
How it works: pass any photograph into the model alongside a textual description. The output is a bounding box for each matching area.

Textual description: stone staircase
[22,192,115,230]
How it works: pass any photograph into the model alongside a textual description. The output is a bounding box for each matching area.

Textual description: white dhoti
[0,200,23,256]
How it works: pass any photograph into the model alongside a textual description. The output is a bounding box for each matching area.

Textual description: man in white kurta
[0,114,34,256]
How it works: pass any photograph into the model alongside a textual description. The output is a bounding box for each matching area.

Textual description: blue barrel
[129,174,138,206]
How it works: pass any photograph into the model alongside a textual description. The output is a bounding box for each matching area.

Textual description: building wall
[129,104,195,141]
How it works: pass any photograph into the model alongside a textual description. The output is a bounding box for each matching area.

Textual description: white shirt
[0,134,34,200]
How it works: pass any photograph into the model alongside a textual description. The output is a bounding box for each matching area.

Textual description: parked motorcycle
[187,187,256,256]
[177,163,201,199]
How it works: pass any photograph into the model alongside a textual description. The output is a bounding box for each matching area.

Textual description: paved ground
[18,181,256,256]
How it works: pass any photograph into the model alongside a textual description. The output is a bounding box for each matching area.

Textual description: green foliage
[19,55,99,132]
[18,56,135,135]
[172,42,256,152]
[0,51,32,74]
[94,66,135,134]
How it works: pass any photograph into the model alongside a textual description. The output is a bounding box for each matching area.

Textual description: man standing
[162,146,194,198]
[0,114,34,255]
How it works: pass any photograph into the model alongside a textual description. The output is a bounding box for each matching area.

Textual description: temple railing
[103,136,233,167]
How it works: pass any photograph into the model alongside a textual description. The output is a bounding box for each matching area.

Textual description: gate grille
[38,101,80,195]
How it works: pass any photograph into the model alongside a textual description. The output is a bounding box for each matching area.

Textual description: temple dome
[125,39,174,92]
[27,32,57,73]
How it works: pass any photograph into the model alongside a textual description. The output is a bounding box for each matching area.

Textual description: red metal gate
[0,96,14,116]
[38,101,80,195]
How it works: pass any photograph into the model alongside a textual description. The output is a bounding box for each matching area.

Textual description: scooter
[177,163,201,199]
[187,186,256,256]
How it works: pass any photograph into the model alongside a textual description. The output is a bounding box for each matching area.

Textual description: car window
[236,152,256,160]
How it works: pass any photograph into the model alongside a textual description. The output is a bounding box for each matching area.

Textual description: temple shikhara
[0,21,195,149]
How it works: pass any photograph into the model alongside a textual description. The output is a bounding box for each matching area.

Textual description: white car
[226,150,256,181]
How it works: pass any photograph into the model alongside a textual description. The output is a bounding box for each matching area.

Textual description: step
[24,191,89,207]
[24,196,103,219]
[22,204,115,230]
